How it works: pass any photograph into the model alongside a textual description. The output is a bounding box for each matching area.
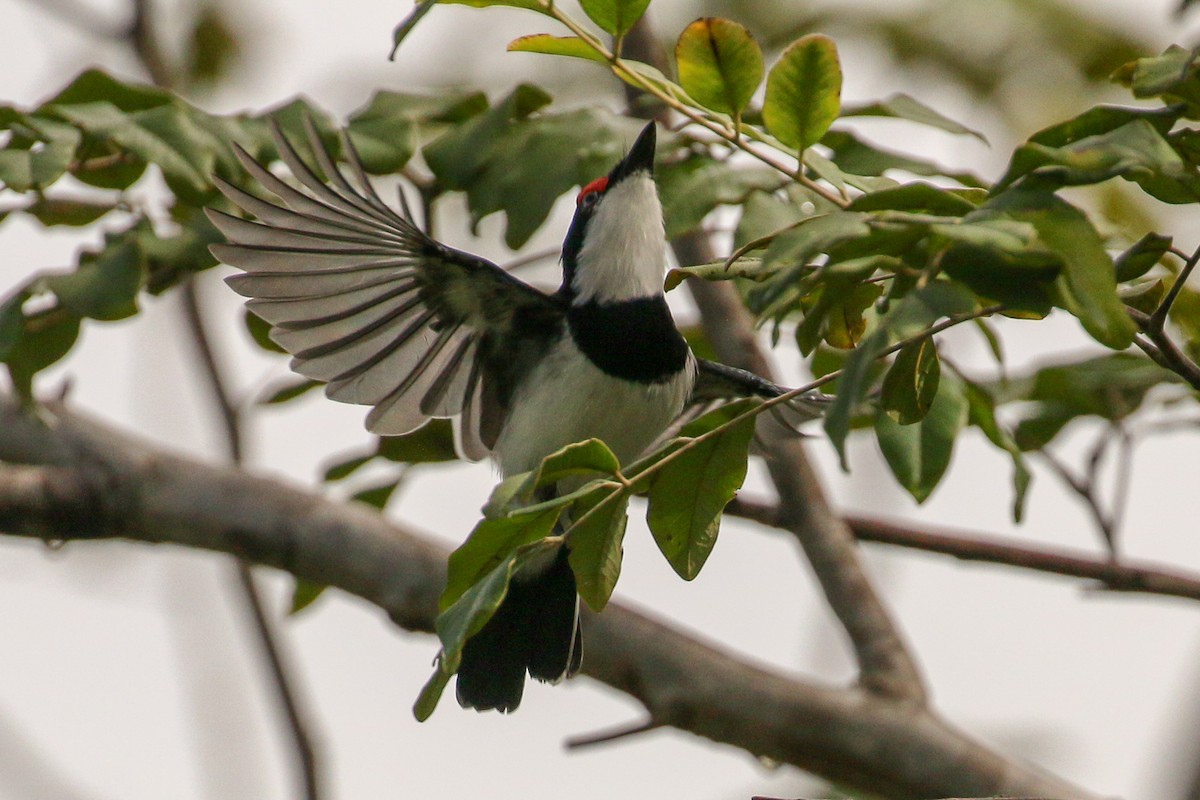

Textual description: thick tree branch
[0,396,1098,800]
[727,496,1200,604]
[674,231,927,703]
[618,17,926,704]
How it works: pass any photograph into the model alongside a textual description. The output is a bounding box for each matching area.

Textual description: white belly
[494,335,696,477]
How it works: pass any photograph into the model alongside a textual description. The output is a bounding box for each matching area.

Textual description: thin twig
[1038,449,1117,554]
[1148,240,1200,335]
[724,498,1200,605]
[538,1,847,207]
[564,719,661,750]
[1127,305,1200,390]
[180,279,322,800]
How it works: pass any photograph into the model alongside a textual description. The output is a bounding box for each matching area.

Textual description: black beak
[608,121,656,186]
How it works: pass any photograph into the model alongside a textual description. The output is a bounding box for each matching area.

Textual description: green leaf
[822,280,884,351]
[567,490,629,611]
[439,538,560,671]
[259,377,322,405]
[244,309,285,353]
[760,211,871,271]
[823,130,986,187]
[183,2,240,87]
[657,155,781,238]
[579,0,651,37]
[792,257,889,355]
[1029,353,1177,421]
[322,452,374,482]
[23,197,116,227]
[0,115,81,191]
[422,83,552,189]
[440,508,562,611]
[1112,45,1200,113]
[45,239,143,321]
[881,337,941,424]
[377,419,459,464]
[1029,104,1181,148]
[507,34,606,63]
[994,119,1200,203]
[290,579,327,615]
[988,189,1137,348]
[347,89,488,174]
[1114,232,1172,282]
[0,291,25,363]
[823,281,977,469]
[352,480,400,509]
[842,93,988,142]
[425,102,632,248]
[875,370,968,503]
[848,182,979,216]
[52,102,218,202]
[414,538,558,720]
[664,257,766,291]
[412,662,452,722]
[530,438,621,489]
[47,68,173,111]
[645,400,757,580]
[961,377,1031,522]
[675,18,764,118]
[763,34,842,152]
[3,307,81,401]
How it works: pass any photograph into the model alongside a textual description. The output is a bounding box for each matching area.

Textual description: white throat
[570,174,667,305]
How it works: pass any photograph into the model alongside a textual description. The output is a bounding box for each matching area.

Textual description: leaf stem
[1148,240,1200,335]
[536,1,847,208]
[563,303,1003,535]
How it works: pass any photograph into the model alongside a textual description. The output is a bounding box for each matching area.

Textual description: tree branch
[675,232,927,703]
[725,496,1200,604]
[1127,305,1200,390]
[179,278,322,800]
[0,396,1100,800]
[619,18,925,704]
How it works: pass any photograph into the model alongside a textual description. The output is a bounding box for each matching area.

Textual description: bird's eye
[576,176,609,208]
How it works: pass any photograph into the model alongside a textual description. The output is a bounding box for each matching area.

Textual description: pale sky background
[2,1,1200,799]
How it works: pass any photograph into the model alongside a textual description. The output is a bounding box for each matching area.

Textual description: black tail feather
[456,546,580,712]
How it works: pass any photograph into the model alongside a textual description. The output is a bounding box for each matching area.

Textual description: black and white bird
[208,118,823,712]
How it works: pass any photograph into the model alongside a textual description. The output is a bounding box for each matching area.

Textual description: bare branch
[564,719,661,750]
[0,396,1100,800]
[179,278,322,800]
[725,497,1200,605]
[1127,306,1200,390]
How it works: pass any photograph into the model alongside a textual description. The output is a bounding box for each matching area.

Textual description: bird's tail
[455,545,582,712]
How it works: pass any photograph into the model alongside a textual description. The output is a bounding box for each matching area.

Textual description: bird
[207,116,824,712]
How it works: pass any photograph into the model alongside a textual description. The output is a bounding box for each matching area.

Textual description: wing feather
[210,119,563,458]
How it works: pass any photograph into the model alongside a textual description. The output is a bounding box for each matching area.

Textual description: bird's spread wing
[689,358,831,432]
[208,119,564,460]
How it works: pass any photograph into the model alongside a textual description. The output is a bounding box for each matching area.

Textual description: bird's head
[560,122,666,305]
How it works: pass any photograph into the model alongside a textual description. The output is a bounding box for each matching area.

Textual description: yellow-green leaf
[763,34,842,152]
[675,18,764,117]
[508,34,606,63]
[881,337,941,424]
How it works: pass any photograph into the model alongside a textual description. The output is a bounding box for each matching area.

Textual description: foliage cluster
[2,0,1199,714]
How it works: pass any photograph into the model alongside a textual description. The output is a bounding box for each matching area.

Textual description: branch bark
[674,230,926,702]
[727,496,1200,604]
[0,395,1099,800]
